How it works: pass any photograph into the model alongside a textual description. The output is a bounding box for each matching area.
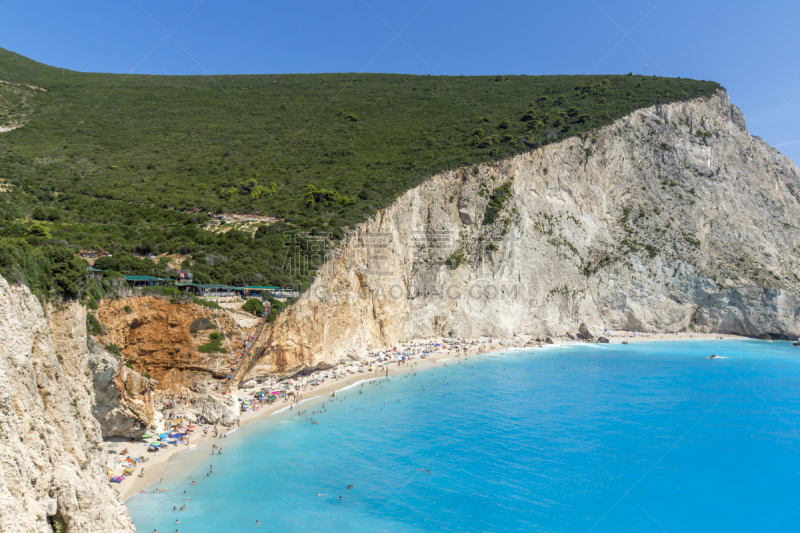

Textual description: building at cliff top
[174,283,297,299]
[176,283,238,297]
[124,275,174,287]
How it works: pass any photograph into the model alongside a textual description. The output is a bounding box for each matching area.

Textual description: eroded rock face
[187,393,239,426]
[243,90,800,381]
[0,276,134,532]
[88,340,162,438]
[94,296,253,391]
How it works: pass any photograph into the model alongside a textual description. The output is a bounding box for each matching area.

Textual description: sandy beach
[110,330,741,500]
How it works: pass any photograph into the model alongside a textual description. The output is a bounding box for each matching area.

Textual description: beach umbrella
[158,433,169,438]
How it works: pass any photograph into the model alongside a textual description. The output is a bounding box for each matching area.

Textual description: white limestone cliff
[0,277,134,532]
[242,90,800,380]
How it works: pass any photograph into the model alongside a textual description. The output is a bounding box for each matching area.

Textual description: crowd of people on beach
[110,331,648,485]
[122,331,674,531]
[137,335,515,532]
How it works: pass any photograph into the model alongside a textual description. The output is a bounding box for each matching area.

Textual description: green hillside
[0,48,721,295]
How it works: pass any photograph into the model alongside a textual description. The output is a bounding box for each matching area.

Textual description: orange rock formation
[94,296,256,392]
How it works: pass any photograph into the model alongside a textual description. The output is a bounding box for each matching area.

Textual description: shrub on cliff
[265,295,289,323]
[86,313,104,336]
[105,343,121,356]
[199,331,226,353]
[242,298,265,315]
[189,317,214,333]
[482,182,513,226]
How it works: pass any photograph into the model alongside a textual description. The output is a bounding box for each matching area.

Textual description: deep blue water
[127,340,800,532]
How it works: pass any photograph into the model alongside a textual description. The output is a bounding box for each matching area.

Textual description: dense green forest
[0,47,721,297]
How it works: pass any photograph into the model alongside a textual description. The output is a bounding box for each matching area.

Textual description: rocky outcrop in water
[0,276,134,532]
[578,323,595,342]
[242,90,800,381]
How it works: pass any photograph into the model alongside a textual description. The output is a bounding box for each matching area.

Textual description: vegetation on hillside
[199,332,226,353]
[0,237,88,298]
[242,297,265,315]
[0,48,721,295]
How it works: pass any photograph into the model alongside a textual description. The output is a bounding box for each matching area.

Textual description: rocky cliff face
[94,296,251,392]
[0,276,134,532]
[88,339,162,438]
[243,90,800,381]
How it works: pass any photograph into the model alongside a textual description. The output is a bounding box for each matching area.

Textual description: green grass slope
[0,48,720,294]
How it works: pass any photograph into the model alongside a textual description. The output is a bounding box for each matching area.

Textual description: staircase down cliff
[242,90,800,382]
[0,276,134,532]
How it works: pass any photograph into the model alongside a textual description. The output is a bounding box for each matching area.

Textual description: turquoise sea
[127,340,800,532]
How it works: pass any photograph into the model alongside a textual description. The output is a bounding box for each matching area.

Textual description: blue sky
[2,0,799,162]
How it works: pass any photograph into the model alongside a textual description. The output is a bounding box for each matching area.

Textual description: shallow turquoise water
[127,340,800,532]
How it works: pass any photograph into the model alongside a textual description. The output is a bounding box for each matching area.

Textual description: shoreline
[112,331,741,500]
